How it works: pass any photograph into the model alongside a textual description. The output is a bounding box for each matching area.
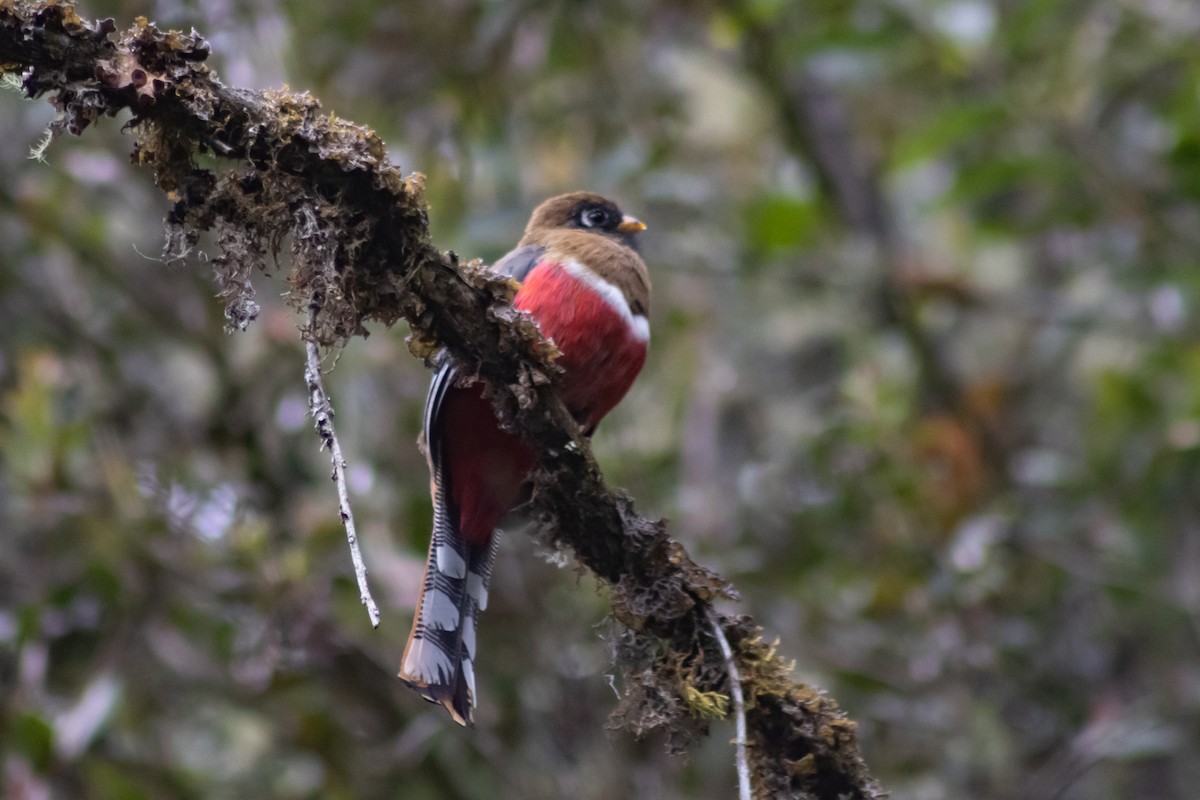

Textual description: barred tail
[399,480,497,727]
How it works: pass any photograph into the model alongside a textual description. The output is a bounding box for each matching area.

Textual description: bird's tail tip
[398,672,474,727]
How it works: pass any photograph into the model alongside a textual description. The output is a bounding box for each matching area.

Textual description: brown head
[522,191,648,252]
[519,192,651,316]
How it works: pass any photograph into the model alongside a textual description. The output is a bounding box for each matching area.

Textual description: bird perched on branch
[399,192,651,725]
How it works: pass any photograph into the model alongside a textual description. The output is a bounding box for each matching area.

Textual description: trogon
[399,192,651,725]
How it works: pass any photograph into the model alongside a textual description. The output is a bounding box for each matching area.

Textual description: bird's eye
[581,207,609,228]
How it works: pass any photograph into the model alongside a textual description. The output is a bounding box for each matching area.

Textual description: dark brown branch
[0,2,883,796]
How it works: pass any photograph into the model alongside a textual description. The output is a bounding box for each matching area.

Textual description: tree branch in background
[0,2,883,796]
[727,0,1010,476]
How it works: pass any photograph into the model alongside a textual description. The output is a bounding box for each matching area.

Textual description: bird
[398,192,651,726]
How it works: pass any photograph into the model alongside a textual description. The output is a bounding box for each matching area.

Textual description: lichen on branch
[0,2,883,796]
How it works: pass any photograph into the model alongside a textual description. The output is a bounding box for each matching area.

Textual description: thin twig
[709,608,751,800]
[304,302,381,628]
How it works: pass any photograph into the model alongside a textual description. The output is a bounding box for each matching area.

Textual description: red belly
[514,262,647,432]
[443,260,647,544]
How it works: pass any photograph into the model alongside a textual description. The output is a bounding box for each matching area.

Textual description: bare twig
[304,302,381,628]
[709,609,751,800]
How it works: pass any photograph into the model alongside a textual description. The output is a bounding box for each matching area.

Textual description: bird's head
[525,192,647,251]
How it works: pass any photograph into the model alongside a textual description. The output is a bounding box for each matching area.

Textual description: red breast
[515,258,648,432]
[445,192,652,539]
[513,192,652,431]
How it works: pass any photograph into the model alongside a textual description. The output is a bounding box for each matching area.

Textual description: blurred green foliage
[4,0,1200,798]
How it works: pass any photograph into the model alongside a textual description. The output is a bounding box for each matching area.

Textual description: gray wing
[492,244,545,282]
[423,356,457,472]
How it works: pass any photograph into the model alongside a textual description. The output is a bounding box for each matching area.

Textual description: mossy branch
[0,2,883,797]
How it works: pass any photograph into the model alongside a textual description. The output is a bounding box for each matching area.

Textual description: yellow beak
[617,215,647,233]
